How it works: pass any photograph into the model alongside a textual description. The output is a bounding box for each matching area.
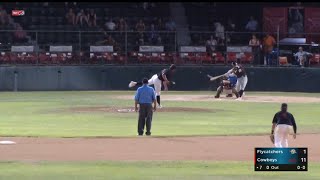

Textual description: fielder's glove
[270,134,275,144]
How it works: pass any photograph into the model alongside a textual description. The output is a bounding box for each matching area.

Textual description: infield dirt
[0,134,319,162]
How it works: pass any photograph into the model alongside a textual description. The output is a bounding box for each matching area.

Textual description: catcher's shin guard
[224,89,232,97]
[215,86,223,98]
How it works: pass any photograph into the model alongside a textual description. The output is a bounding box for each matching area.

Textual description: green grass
[0,91,319,180]
[0,161,318,180]
[0,91,319,137]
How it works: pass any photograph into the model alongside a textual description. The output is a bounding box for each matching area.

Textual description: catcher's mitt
[270,134,275,144]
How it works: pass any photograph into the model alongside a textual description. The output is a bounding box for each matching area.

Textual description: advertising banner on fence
[90,46,114,52]
[49,46,73,52]
[180,46,206,52]
[227,46,252,53]
[11,46,34,52]
[139,46,164,52]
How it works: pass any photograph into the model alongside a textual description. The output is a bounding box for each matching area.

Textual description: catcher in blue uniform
[214,72,239,98]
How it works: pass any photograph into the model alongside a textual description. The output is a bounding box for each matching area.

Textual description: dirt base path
[117,95,320,103]
[1,134,319,162]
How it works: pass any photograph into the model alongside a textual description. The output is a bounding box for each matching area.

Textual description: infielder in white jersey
[128,64,177,108]
[271,103,297,148]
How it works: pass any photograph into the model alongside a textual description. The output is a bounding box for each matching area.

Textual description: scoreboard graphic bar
[254,148,308,171]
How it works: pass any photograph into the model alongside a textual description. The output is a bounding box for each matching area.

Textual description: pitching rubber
[0,140,16,145]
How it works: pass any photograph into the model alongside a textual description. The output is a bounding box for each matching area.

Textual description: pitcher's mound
[68,106,221,113]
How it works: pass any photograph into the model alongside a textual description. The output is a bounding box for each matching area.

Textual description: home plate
[0,140,16,145]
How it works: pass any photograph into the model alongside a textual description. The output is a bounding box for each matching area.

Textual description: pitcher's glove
[270,134,275,144]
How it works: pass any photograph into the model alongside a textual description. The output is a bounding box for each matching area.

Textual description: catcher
[270,103,297,147]
[214,72,239,98]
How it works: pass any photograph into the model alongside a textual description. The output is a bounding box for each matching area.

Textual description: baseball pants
[148,74,162,96]
[236,75,248,92]
[274,124,293,148]
[138,103,153,135]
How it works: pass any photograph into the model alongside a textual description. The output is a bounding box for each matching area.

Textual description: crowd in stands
[0,2,176,50]
[0,2,319,67]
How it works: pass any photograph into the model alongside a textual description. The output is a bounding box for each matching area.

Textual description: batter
[234,63,248,100]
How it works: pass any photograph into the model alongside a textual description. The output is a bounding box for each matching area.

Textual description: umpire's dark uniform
[134,78,156,136]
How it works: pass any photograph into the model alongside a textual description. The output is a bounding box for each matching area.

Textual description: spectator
[0,7,8,25]
[7,16,15,27]
[142,2,149,12]
[226,19,236,43]
[156,18,165,30]
[102,34,116,46]
[293,46,313,67]
[263,33,276,65]
[288,8,303,34]
[76,9,88,26]
[43,2,49,7]
[148,24,161,45]
[165,18,176,31]
[87,9,96,27]
[249,34,261,65]
[216,37,225,52]
[117,17,127,32]
[156,36,162,45]
[105,18,116,31]
[295,2,302,7]
[245,16,258,32]
[13,24,29,43]
[65,8,76,25]
[206,35,217,53]
[65,2,77,10]
[136,19,146,32]
[136,32,145,45]
[214,22,225,40]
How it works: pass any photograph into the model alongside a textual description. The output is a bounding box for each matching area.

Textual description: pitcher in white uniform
[271,103,297,148]
[128,64,177,108]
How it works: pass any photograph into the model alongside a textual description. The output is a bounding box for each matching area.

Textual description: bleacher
[0,2,319,66]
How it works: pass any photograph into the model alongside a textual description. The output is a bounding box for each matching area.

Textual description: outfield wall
[0,66,319,92]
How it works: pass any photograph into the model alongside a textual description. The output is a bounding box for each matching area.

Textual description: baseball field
[0,91,320,180]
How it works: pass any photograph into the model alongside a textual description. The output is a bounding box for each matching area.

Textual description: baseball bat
[207,74,225,81]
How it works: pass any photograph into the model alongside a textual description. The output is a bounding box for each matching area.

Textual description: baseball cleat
[235,97,243,101]
[145,132,151,136]
[158,104,163,108]
[128,81,137,88]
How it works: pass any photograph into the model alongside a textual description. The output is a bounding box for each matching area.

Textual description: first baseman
[129,64,177,108]
[271,103,297,148]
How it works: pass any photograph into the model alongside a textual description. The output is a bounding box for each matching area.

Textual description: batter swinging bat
[207,74,225,81]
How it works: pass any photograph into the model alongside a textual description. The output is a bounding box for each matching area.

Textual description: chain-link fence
[0,30,319,66]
